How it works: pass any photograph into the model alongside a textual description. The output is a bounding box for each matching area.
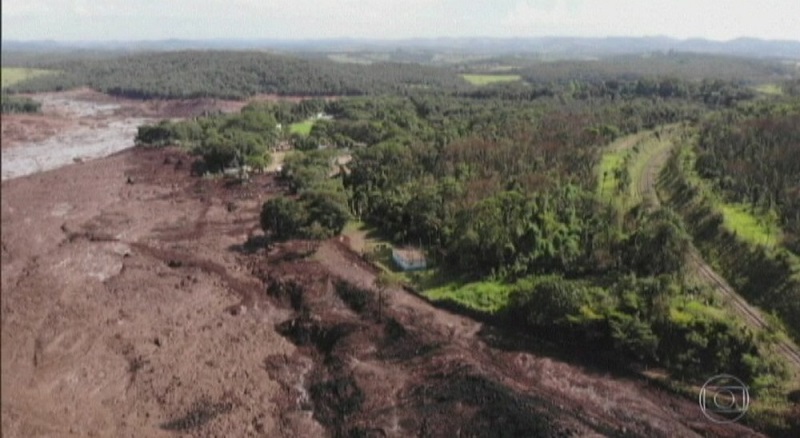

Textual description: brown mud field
[1,93,766,437]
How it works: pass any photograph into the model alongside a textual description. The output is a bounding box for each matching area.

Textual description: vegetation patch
[719,203,782,248]
[597,147,630,204]
[1,94,42,114]
[461,73,521,85]
[753,83,783,95]
[289,119,315,136]
[423,280,512,313]
[596,127,678,208]
[2,51,469,98]
[1,67,56,88]
[659,143,800,343]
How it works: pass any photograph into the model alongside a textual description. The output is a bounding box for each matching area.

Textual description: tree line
[0,93,41,113]
[4,50,470,99]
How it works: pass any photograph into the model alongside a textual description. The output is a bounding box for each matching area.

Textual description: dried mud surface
[1,92,766,437]
[0,88,248,180]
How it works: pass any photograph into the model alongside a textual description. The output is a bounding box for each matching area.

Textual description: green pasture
[461,74,522,86]
[1,68,55,88]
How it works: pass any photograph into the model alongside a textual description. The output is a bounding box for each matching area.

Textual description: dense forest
[3,50,793,102]
[695,102,800,253]
[671,101,800,342]
[2,51,470,99]
[507,52,794,84]
[134,75,796,401]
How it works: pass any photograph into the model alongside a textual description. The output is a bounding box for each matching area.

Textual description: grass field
[1,67,55,88]
[673,147,784,249]
[461,74,522,86]
[597,149,629,202]
[289,120,314,135]
[423,280,512,313]
[596,131,650,205]
[718,203,782,248]
[753,83,783,95]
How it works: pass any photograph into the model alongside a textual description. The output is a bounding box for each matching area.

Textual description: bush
[260,197,308,241]
[508,276,592,327]
[260,192,350,241]
[244,153,271,172]
[0,94,41,114]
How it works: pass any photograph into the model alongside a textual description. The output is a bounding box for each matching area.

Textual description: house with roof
[392,247,427,271]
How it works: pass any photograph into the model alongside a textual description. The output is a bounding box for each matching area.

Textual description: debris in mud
[128,355,148,373]
[334,280,374,314]
[410,372,558,438]
[309,375,365,428]
[276,316,358,359]
[160,399,234,432]
[267,278,307,311]
[166,259,183,268]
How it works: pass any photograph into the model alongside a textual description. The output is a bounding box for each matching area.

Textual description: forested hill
[505,53,795,84]
[2,51,470,99]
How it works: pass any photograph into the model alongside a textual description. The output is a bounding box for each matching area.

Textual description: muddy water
[1,95,153,181]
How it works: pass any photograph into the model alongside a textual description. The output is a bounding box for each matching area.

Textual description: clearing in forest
[1,67,56,88]
[461,74,522,85]
[753,83,783,95]
[289,119,315,135]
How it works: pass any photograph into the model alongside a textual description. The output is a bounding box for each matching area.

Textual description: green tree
[260,197,307,241]
[624,208,690,276]
[374,271,403,322]
[300,190,351,238]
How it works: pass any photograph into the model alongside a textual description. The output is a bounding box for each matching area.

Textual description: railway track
[685,248,800,368]
[622,129,800,372]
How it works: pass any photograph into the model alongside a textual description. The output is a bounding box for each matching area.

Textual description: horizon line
[4,35,800,44]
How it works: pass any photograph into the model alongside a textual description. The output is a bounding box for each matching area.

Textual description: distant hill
[3,36,800,59]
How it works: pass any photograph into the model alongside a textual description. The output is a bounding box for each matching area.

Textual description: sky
[3,0,799,42]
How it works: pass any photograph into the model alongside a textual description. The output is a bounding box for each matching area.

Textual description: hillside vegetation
[658,105,800,343]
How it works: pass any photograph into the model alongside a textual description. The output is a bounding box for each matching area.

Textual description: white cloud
[2,0,799,41]
[503,0,800,40]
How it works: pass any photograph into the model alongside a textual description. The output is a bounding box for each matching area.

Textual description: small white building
[392,247,427,271]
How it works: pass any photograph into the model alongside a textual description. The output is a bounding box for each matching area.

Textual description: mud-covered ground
[1,88,252,180]
[1,92,766,437]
